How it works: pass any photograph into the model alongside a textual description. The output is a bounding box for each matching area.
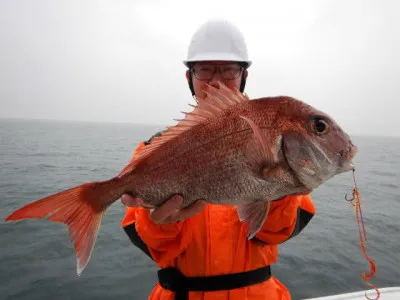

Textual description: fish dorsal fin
[175,82,249,127]
[118,82,250,177]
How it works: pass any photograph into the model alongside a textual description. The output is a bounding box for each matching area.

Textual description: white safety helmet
[183,19,252,68]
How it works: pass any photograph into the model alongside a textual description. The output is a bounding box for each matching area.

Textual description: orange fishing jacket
[121,138,316,300]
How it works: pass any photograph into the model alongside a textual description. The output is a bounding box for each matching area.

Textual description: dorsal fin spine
[118,83,251,176]
[203,91,230,109]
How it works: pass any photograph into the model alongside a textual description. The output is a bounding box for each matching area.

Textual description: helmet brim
[183,52,252,68]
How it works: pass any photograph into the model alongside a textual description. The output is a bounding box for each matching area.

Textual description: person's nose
[208,68,224,88]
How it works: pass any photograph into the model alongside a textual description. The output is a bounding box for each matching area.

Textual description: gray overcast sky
[0,0,399,137]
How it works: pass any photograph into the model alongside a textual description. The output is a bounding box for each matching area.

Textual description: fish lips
[337,143,358,174]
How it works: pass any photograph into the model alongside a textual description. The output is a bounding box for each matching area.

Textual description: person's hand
[121,194,206,224]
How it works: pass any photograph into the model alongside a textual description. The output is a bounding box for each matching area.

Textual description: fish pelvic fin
[236,201,271,239]
[5,178,122,276]
[119,82,250,177]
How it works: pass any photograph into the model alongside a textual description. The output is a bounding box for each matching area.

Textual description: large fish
[5,83,357,275]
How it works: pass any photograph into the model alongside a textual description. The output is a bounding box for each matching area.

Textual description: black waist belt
[157,265,271,300]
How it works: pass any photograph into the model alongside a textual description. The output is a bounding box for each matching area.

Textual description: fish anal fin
[236,201,271,239]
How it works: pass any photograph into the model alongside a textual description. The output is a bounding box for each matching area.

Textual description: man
[121,19,316,300]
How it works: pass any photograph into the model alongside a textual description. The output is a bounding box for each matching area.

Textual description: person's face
[186,61,248,100]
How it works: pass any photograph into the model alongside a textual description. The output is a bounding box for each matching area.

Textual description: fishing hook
[345,192,354,202]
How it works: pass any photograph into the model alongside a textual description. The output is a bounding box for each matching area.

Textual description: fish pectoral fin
[240,115,278,177]
[236,201,271,239]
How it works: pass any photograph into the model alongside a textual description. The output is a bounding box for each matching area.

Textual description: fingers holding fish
[150,196,206,224]
[147,194,183,223]
[121,194,147,207]
[121,193,206,224]
[160,199,207,224]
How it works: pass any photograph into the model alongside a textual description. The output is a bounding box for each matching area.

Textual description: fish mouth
[337,160,355,174]
[337,143,357,173]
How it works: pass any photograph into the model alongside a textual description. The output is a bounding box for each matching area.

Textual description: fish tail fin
[5,178,122,275]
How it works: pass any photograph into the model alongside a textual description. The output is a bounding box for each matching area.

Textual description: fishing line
[345,167,380,300]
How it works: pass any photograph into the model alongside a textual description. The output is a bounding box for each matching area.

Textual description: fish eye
[310,117,330,135]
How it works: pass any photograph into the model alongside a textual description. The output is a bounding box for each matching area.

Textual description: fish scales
[5,83,357,275]
[127,101,290,208]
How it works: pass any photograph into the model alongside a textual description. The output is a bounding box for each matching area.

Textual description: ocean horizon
[0,118,399,300]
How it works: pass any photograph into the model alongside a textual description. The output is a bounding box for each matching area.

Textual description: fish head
[280,99,358,190]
